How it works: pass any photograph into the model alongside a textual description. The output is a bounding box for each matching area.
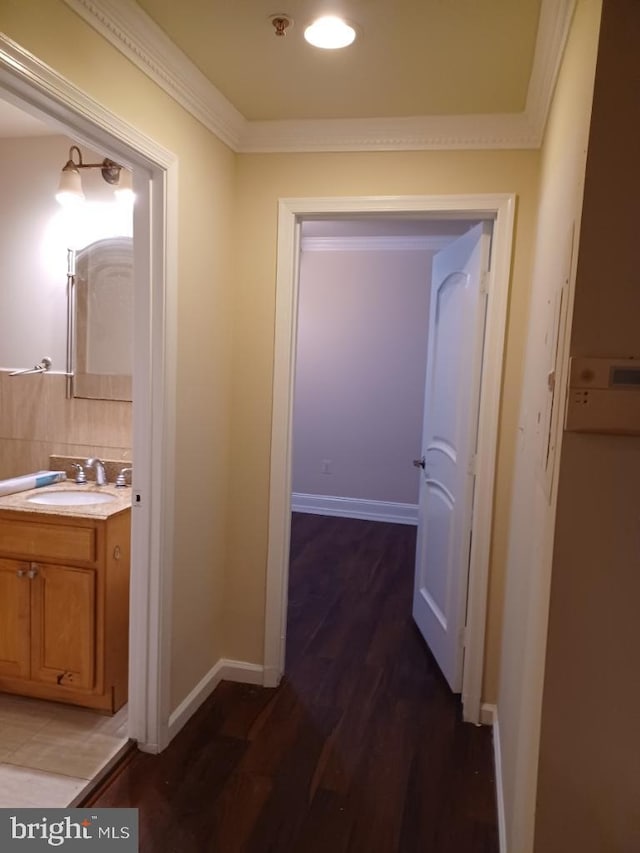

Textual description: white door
[412,222,491,691]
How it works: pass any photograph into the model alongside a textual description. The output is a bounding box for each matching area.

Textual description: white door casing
[266,195,515,723]
[412,223,491,691]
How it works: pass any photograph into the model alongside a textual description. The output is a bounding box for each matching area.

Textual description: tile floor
[0,694,128,807]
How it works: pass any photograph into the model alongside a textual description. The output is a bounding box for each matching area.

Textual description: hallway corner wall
[495,2,603,851]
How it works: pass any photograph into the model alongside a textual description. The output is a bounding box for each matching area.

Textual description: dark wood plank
[90,514,499,852]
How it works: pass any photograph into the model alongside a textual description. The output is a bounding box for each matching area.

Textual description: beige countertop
[0,481,132,520]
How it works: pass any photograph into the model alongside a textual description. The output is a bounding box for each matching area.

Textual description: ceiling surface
[135,0,543,121]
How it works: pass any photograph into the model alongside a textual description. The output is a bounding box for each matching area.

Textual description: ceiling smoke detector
[270,14,293,37]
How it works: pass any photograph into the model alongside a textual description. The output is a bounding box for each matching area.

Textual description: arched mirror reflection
[73,236,133,400]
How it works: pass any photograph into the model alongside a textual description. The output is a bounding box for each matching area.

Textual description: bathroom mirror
[73,236,133,401]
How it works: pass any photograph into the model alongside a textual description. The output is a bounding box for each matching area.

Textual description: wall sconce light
[114,166,134,202]
[56,145,131,205]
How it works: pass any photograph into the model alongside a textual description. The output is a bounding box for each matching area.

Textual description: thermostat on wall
[566,357,640,435]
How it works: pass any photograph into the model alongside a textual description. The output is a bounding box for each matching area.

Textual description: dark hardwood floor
[90,514,499,852]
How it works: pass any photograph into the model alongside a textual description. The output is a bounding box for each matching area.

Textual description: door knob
[413,457,426,469]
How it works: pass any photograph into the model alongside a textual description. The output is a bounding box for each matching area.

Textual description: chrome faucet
[115,467,133,488]
[86,457,107,486]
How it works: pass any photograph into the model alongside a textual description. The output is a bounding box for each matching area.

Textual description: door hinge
[480,270,490,295]
[459,626,469,649]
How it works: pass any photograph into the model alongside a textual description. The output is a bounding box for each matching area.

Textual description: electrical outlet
[322,459,332,475]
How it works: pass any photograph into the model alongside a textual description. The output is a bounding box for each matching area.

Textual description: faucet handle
[115,467,133,488]
[71,463,87,485]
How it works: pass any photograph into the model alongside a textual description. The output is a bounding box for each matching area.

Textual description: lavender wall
[292,243,432,506]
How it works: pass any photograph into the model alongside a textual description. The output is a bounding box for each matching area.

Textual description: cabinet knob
[27,563,39,580]
[16,567,27,578]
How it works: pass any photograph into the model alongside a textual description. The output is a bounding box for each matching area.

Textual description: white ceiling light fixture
[304,15,356,49]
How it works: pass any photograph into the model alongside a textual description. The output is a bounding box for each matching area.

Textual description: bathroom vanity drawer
[0,518,96,564]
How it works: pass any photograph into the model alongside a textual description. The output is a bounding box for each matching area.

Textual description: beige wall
[534,2,640,850]
[0,0,237,710]
[496,2,602,851]
[228,149,540,693]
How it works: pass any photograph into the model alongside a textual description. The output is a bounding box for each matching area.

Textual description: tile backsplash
[0,372,132,479]
[49,455,132,485]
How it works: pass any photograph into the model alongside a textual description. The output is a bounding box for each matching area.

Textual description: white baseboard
[168,658,264,742]
[220,659,264,686]
[262,665,282,688]
[480,702,496,726]
[479,704,506,852]
[291,492,418,525]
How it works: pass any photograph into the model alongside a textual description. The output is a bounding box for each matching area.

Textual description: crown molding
[301,235,452,253]
[240,112,540,153]
[62,0,574,154]
[63,0,246,150]
[524,0,576,145]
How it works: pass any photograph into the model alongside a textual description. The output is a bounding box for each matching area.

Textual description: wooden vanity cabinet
[31,562,97,691]
[0,558,31,681]
[0,508,130,713]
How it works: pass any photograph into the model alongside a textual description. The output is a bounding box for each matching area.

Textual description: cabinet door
[0,558,31,679]
[30,563,96,691]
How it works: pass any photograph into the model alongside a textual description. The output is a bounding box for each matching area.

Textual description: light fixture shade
[55,166,84,205]
[114,168,135,202]
[304,15,356,49]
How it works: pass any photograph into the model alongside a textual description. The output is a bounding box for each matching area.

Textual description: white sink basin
[27,490,116,506]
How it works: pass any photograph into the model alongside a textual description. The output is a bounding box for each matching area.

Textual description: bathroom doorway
[0,35,175,803]
[0,117,133,802]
